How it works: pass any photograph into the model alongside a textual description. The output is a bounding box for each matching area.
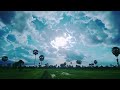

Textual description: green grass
[0,68,120,79]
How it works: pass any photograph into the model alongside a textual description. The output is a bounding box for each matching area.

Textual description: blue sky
[0,11,120,66]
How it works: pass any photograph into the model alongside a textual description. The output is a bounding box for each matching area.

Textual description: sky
[0,11,120,66]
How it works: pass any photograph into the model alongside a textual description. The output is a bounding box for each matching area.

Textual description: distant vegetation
[0,47,120,69]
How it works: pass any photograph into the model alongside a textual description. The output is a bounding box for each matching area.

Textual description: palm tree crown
[76,60,82,64]
[94,60,97,65]
[33,50,38,55]
[39,55,44,61]
[39,55,44,66]
[112,47,119,57]
[2,56,8,62]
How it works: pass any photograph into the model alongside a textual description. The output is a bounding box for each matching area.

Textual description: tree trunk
[4,61,7,67]
[5,61,7,67]
[117,57,119,67]
[41,61,42,67]
[34,55,36,67]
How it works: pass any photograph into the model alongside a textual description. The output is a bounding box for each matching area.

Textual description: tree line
[0,47,120,68]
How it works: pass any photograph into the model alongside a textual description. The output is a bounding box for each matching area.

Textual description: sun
[51,37,68,49]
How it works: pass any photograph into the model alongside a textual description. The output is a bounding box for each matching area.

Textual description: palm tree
[94,60,97,67]
[112,47,120,67]
[2,56,8,67]
[33,50,38,67]
[39,55,44,66]
[39,63,41,67]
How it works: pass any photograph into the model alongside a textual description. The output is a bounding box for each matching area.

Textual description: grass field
[0,68,120,79]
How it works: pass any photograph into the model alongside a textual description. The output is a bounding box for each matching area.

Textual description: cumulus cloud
[11,11,32,33]
[0,11,120,66]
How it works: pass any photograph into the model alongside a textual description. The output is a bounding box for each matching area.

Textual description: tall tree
[94,60,98,67]
[76,60,82,67]
[39,55,44,66]
[112,47,120,67]
[33,50,38,67]
[2,56,8,67]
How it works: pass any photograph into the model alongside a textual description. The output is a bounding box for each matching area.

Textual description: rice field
[0,68,120,79]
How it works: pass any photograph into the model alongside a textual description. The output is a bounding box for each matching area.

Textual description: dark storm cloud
[0,30,6,37]
[111,11,120,29]
[84,11,120,46]
[7,34,16,42]
[110,11,120,45]
[75,18,108,45]
[0,11,15,24]
[112,37,120,45]
[95,19,106,29]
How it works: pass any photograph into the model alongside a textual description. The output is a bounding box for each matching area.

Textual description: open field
[0,68,120,79]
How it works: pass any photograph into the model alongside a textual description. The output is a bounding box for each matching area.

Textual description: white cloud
[84,11,112,29]
[26,11,64,29]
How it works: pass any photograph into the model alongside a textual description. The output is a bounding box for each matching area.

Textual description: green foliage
[76,60,82,64]
[2,56,8,62]
[39,55,44,61]
[33,50,38,55]
[112,47,120,57]
[12,60,24,69]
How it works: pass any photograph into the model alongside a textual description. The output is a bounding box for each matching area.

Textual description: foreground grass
[0,68,120,79]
